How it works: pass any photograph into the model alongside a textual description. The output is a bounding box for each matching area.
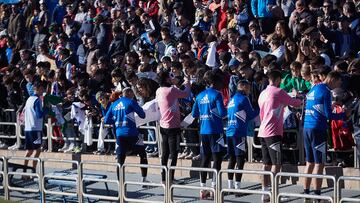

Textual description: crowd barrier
[0,109,358,167]
[1,157,359,203]
[218,169,275,203]
[275,172,337,203]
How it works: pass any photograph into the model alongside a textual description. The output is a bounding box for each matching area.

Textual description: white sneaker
[8,143,20,150]
[59,145,69,152]
[0,143,8,149]
[64,146,74,153]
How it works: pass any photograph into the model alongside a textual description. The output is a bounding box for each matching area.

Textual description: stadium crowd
[0,0,360,202]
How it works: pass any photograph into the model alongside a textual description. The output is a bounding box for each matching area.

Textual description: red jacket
[331,105,355,150]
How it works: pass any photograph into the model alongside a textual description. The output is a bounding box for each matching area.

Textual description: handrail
[275,172,336,203]
[41,159,80,203]
[0,122,17,139]
[122,163,168,203]
[80,161,121,201]
[337,176,360,203]
[0,156,4,191]
[168,166,218,203]
[218,169,275,203]
[5,157,41,196]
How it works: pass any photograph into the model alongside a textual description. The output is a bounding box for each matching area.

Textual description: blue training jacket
[304,83,345,131]
[104,97,145,137]
[192,87,227,135]
[226,92,259,137]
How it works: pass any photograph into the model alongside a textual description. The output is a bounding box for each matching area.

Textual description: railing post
[78,160,83,203]
[47,118,53,152]
[4,157,9,200]
[247,136,254,162]
[40,159,45,203]
[15,113,21,148]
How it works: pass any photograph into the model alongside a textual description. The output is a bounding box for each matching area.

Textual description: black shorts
[260,136,282,165]
[24,131,42,150]
[116,135,145,156]
[200,134,226,154]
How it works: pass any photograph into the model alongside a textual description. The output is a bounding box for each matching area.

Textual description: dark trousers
[160,127,180,182]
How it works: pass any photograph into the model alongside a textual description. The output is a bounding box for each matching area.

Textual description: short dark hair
[267,70,282,83]
[157,70,171,87]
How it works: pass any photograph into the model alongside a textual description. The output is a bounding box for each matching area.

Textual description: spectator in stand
[251,0,275,34]
[52,0,66,26]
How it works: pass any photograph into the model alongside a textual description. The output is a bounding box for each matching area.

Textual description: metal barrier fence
[0,156,4,191]
[337,176,360,203]
[41,159,80,203]
[275,172,337,203]
[168,166,217,203]
[4,156,42,200]
[80,161,121,202]
[218,169,275,203]
[121,163,168,203]
[2,156,360,203]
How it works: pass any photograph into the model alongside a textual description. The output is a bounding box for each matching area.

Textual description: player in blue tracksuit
[192,69,227,199]
[226,80,259,191]
[104,88,148,181]
[303,71,346,199]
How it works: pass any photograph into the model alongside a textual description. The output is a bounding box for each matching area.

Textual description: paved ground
[1,166,360,203]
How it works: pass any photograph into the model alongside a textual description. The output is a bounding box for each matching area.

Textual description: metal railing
[80,161,121,201]
[2,155,360,203]
[121,163,168,203]
[0,156,4,191]
[5,157,42,198]
[168,166,217,203]
[41,159,80,203]
[218,169,275,203]
[337,176,360,203]
[275,172,337,203]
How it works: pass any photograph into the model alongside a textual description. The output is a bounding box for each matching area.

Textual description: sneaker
[200,190,211,200]
[93,150,105,155]
[147,151,158,157]
[8,143,19,150]
[192,154,201,161]
[73,147,82,154]
[185,152,195,159]
[262,194,270,203]
[0,142,8,149]
[59,145,69,152]
[64,146,75,153]
[142,179,151,189]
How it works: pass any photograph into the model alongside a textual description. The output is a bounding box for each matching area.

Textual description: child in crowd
[282,61,311,94]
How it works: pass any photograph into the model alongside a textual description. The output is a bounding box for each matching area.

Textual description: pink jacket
[156,83,190,129]
[258,85,302,138]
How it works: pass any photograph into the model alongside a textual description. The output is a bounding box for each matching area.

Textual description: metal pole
[40,159,45,203]
[47,118,52,152]
[4,157,9,200]
[78,160,83,203]
[15,113,21,148]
